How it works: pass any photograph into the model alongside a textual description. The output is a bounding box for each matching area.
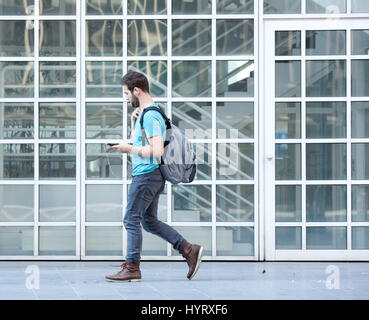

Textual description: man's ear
[133,87,140,97]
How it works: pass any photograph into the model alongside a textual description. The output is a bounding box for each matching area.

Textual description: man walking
[105,72,204,282]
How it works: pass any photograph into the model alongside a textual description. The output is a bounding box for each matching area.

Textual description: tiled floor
[0,261,368,300]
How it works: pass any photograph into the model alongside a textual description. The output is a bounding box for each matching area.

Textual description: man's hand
[131,107,140,124]
[112,141,132,153]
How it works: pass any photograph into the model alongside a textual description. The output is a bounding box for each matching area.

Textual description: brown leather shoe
[180,242,204,280]
[105,262,141,282]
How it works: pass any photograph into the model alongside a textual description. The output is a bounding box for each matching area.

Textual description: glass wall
[82,0,256,260]
[0,0,80,258]
[0,0,257,259]
[1,0,368,260]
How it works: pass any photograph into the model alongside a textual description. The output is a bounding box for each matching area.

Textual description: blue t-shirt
[131,104,166,176]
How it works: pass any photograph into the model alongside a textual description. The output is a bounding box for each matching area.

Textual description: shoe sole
[189,246,204,280]
[105,277,141,282]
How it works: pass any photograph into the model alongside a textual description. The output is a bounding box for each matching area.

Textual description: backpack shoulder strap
[140,105,171,130]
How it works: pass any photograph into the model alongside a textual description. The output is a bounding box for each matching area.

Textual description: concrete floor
[0,261,368,300]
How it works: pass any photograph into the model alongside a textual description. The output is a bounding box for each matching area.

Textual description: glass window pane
[216,0,253,14]
[306,227,346,249]
[172,20,211,56]
[306,102,346,139]
[351,185,369,222]
[306,60,346,97]
[39,21,76,57]
[39,226,75,255]
[86,61,123,98]
[86,185,123,222]
[127,61,167,97]
[306,143,346,180]
[39,103,76,139]
[191,143,211,180]
[352,102,369,138]
[352,227,369,249]
[0,62,34,98]
[0,103,34,139]
[39,143,76,179]
[173,0,211,14]
[264,0,301,14]
[128,0,167,14]
[127,20,167,56]
[216,185,254,222]
[351,30,369,55]
[86,143,122,179]
[86,20,123,56]
[275,61,301,97]
[171,227,211,256]
[217,102,254,139]
[0,0,34,15]
[172,102,212,139]
[306,30,346,55]
[217,60,254,97]
[306,0,346,13]
[0,21,34,57]
[217,226,254,256]
[275,102,301,139]
[85,226,122,256]
[39,62,76,98]
[40,0,75,15]
[39,185,76,222]
[0,226,33,255]
[352,60,369,97]
[0,144,34,179]
[172,61,211,97]
[86,103,122,139]
[142,230,167,256]
[275,143,301,180]
[352,144,369,180]
[276,185,302,222]
[352,0,369,13]
[0,185,33,222]
[217,143,254,180]
[217,20,254,55]
[172,185,211,222]
[275,227,302,249]
[275,31,301,56]
[86,0,122,15]
[306,185,347,222]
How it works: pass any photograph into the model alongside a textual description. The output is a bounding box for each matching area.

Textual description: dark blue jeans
[124,168,186,262]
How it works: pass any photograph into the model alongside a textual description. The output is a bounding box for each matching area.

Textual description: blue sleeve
[143,110,165,138]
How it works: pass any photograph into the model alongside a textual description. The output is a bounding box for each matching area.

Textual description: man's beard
[130,96,140,108]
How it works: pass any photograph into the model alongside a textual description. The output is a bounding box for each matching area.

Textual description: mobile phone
[107,143,119,147]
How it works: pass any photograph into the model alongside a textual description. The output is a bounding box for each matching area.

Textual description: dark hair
[120,72,150,93]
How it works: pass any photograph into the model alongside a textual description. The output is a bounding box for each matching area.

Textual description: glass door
[264,19,369,260]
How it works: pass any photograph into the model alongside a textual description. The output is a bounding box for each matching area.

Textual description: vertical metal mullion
[166,0,172,257]
[347,0,352,14]
[80,0,86,259]
[301,0,306,15]
[301,28,307,251]
[347,27,352,250]
[75,0,81,259]
[122,1,128,259]
[211,0,217,258]
[254,0,259,261]
[34,0,40,257]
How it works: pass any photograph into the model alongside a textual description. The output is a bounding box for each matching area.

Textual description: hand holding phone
[107,143,119,147]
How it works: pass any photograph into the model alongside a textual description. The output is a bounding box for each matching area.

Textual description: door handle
[266,154,274,160]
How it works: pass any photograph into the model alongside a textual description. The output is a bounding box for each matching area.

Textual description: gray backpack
[140,106,196,184]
